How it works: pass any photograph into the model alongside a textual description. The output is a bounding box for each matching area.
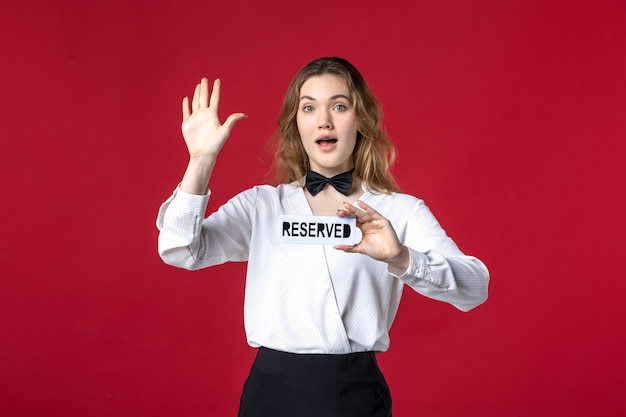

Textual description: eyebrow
[299,94,352,103]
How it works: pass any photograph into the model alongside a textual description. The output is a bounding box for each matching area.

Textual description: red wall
[2,1,625,416]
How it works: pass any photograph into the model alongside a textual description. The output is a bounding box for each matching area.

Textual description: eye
[333,104,347,111]
[302,105,314,112]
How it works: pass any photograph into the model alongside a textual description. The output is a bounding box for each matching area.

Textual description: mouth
[315,137,338,145]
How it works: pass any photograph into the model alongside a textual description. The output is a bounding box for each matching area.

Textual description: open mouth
[316,138,338,145]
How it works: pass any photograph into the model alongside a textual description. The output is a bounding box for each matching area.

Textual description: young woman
[157,57,489,417]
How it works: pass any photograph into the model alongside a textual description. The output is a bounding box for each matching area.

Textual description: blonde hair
[268,57,400,194]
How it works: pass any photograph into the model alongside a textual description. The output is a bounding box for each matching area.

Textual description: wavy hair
[268,57,400,194]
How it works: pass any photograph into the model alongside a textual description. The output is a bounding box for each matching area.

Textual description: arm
[336,200,489,311]
[179,78,247,195]
[156,186,257,270]
[156,78,249,269]
[393,247,489,312]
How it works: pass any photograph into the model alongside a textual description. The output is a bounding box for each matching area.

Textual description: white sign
[278,215,360,245]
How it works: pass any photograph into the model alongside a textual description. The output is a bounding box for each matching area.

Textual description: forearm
[394,248,489,311]
[156,185,256,270]
[157,188,211,270]
[179,154,217,195]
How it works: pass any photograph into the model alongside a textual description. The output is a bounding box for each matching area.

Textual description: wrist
[188,153,217,166]
[180,156,216,195]
[387,245,410,271]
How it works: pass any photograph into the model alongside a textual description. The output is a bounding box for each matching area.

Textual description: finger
[336,208,354,218]
[334,243,364,254]
[209,78,221,111]
[191,82,201,111]
[342,201,371,222]
[334,244,356,252]
[223,112,248,131]
[182,96,190,120]
[356,200,384,220]
[340,202,359,214]
[199,77,209,108]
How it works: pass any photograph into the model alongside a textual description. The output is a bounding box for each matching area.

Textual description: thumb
[223,112,248,131]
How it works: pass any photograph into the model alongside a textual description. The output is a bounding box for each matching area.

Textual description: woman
[157,57,489,417]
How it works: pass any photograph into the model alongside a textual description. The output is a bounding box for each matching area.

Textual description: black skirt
[238,347,392,417]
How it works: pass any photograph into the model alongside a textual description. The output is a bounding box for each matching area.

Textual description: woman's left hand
[335,200,409,271]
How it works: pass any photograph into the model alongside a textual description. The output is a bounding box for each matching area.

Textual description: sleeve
[156,186,257,270]
[389,199,490,312]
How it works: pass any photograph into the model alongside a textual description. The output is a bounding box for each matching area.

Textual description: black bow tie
[305,170,354,196]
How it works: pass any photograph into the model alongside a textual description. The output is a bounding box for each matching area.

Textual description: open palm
[181,78,246,159]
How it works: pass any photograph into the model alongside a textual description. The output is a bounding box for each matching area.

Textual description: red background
[2,0,625,416]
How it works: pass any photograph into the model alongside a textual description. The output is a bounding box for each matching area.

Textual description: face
[296,74,358,177]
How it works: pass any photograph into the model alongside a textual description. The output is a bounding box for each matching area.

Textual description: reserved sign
[278,215,360,245]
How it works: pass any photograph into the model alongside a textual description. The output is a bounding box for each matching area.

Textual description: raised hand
[178,78,247,195]
[181,78,247,160]
[335,200,410,272]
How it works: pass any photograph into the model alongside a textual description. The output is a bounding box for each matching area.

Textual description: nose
[317,109,332,129]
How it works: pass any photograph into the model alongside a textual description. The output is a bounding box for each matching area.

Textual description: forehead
[299,74,349,98]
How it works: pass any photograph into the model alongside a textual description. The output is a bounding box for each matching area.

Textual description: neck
[309,167,354,178]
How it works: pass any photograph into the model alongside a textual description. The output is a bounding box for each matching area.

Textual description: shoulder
[234,181,302,202]
[251,181,301,195]
[362,189,437,228]
[364,188,426,211]
[364,190,447,237]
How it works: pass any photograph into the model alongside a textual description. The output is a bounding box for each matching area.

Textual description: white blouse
[157,181,489,354]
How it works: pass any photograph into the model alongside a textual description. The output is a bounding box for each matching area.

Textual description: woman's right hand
[181,78,247,161]
[178,78,247,195]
